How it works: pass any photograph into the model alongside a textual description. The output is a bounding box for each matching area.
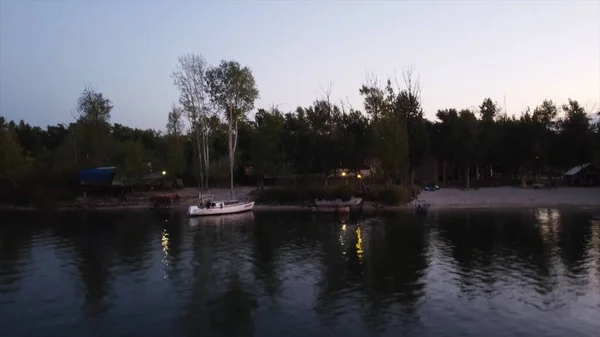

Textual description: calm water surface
[0,209,599,337]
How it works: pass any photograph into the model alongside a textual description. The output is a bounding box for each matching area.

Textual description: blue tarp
[78,167,116,184]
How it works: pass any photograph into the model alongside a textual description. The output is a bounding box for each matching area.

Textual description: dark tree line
[1,60,598,204]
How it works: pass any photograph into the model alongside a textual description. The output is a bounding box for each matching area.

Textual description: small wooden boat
[314,197,363,207]
[187,194,255,217]
[312,205,351,213]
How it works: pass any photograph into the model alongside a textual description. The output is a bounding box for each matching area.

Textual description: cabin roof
[564,163,591,176]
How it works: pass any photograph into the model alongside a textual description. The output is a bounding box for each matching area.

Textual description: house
[563,163,599,186]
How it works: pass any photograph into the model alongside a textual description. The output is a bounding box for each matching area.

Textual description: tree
[434,108,460,186]
[456,109,479,189]
[73,86,114,167]
[359,73,385,121]
[477,98,499,179]
[395,66,429,188]
[206,60,259,199]
[166,104,185,137]
[248,108,286,188]
[172,53,212,189]
[361,79,409,185]
[119,141,147,180]
[74,85,113,124]
[531,100,559,179]
[558,99,594,174]
[0,122,30,188]
[479,98,498,122]
[165,104,186,176]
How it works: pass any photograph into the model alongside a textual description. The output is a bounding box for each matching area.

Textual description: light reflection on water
[0,209,599,337]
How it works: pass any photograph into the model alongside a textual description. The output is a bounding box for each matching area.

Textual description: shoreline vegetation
[1,53,599,208]
[1,186,599,213]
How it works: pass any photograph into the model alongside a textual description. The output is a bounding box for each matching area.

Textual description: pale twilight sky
[1,1,599,130]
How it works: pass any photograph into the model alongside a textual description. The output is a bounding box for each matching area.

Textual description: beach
[414,186,600,210]
[255,186,600,213]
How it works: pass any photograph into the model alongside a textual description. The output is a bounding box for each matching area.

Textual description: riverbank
[1,186,599,212]
[416,186,600,210]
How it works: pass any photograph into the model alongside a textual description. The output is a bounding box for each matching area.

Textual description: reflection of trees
[112,212,155,277]
[311,214,428,331]
[70,212,116,315]
[205,273,257,337]
[182,219,258,337]
[251,215,284,298]
[362,214,428,328]
[313,218,358,324]
[557,212,592,276]
[437,212,500,298]
[0,213,35,292]
[436,210,569,299]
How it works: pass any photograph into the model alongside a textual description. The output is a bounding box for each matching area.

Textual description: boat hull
[312,206,351,213]
[187,201,255,217]
[314,197,363,207]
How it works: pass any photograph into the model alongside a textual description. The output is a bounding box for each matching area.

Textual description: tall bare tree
[171,53,212,189]
[206,60,259,199]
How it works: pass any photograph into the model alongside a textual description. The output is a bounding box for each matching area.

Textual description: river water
[0,209,598,337]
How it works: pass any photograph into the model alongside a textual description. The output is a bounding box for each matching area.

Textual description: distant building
[563,163,599,186]
[332,166,372,178]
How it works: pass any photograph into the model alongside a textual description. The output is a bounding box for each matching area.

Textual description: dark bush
[373,187,412,205]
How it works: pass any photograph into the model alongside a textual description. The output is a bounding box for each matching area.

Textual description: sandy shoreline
[414,186,600,210]
[1,186,599,212]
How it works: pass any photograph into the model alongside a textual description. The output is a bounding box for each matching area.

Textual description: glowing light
[161,170,167,176]
[341,172,347,177]
[357,174,362,179]
[161,230,169,256]
[356,227,364,263]
[342,224,347,231]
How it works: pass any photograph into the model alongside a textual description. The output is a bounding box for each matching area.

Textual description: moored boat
[314,197,363,207]
[187,194,255,217]
[311,205,351,213]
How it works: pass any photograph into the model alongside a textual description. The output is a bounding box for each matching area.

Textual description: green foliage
[249,108,286,183]
[206,59,259,197]
[0,126,30,188]
[119,140,148,179]
[75,85,113,123]
[206,60,260,122]
[364,186,415,205]
[208,156,230,182]
[2,60,600,206]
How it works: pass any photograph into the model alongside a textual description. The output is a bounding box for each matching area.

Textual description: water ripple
[0,210,599,337]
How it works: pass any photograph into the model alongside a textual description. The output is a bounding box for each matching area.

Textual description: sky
[1,1,599,130]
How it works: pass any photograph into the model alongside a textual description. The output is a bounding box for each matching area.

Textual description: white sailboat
[189,210,255,226]
[187,194,255,217]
